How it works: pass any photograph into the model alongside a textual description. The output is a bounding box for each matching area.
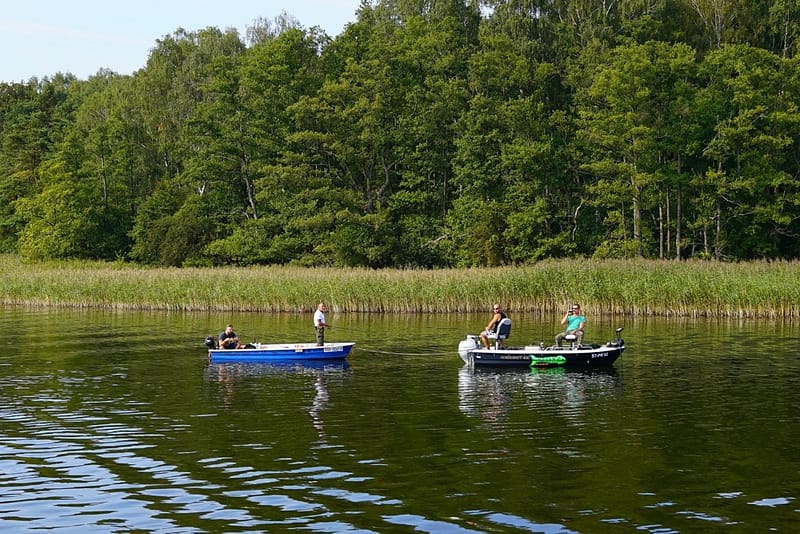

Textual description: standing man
[313,302,329,346]
[556,303,586,347]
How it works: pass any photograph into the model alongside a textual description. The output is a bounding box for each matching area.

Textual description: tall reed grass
[0,255,797,317]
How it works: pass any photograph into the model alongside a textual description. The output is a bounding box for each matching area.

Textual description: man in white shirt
[313,302,329,346]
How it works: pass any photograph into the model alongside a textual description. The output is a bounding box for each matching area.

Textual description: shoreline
[1,255,797,318]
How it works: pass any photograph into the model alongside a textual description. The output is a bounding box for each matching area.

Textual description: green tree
[380,1,479,266]
[285,2,481,267]
[203,27,329,264]
[695,44,800,259]
[769,0,800,57]
[129,27,248,265]
[15,159,105,260]
[0,75,78,252]
[12,72,141,260]
[576,41,699,259]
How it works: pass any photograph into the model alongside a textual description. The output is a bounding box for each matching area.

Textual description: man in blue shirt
[555,304,585,347]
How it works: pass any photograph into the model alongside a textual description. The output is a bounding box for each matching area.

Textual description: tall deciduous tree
[0,76,77,252]
[696,44,800,259]
[576,41,698,258]
[205,27,330,265]
[6,2,800,266]
[15,72,139,260]
[769,0,800,57]
[130,27,247,265]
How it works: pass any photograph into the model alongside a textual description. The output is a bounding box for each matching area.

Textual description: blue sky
[1,0,363,82]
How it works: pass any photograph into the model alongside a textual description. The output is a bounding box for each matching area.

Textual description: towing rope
[356,347,454,357]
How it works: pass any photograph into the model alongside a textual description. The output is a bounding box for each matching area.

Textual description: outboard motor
[458,335,479,364]
[204,335,217,349]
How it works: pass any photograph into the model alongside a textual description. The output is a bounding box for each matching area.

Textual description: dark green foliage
[129,178,189,264]
[0,75,78,251]
[3,1,800,265]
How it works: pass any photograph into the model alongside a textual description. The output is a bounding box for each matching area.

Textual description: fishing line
[539,318,546,346]
[324,323,458,356]
[355,347,453,357]
[323,325,359,332]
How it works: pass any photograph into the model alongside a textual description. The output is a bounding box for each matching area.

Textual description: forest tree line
[2,0,800,268]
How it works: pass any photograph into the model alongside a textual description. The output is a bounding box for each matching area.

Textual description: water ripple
[3,311,800,532]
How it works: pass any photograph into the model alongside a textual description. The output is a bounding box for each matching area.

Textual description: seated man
[555,304,585,347]
[218,324,242,349]
[480,304,508,348]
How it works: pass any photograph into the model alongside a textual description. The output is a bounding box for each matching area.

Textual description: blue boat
[206,340,355,364]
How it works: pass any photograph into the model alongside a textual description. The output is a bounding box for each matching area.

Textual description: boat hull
[208,342,355,363]
[458,331,625,368]
[467,345,624,367]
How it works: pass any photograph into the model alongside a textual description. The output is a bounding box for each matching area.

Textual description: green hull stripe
[530,355,567,366]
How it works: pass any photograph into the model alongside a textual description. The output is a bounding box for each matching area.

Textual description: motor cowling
[204,336,217,349]
[458,335,479,364]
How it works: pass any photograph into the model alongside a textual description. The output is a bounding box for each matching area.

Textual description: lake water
[1,307,798,533]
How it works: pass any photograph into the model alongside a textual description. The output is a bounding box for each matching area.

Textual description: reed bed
[0,255,798,317]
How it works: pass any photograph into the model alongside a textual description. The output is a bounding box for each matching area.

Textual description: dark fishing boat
[458,327,625,368]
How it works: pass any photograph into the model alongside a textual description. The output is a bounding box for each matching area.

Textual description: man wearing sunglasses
[480,304,508,349]
[556,304,585,347]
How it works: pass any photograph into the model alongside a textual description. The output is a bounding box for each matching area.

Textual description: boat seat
[487,318,512,349]
[564,333,581,348]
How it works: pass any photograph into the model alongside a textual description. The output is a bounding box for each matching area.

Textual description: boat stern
[458,335,479,364]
